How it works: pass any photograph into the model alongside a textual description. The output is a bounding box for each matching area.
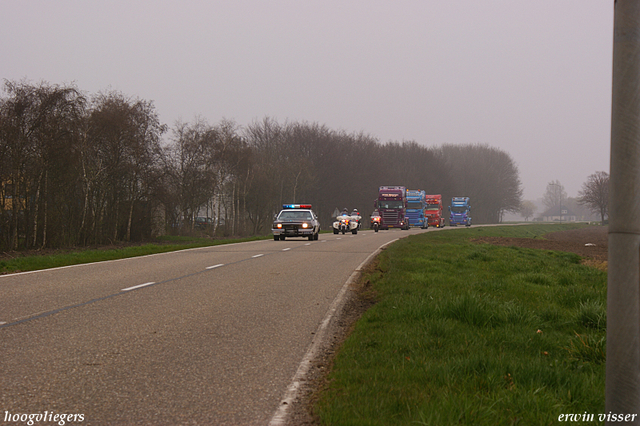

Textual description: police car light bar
[282,204,312,209]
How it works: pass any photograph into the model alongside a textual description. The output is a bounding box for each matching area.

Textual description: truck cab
[425,194,445,228]
[375,186,409,230]
[449,197,471,227]
[406,189,428,229]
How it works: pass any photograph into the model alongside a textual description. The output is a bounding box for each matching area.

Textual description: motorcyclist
[351,209,362,229]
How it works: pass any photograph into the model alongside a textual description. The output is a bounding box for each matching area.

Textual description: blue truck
[406,189,428,229]
[449,197,471,227]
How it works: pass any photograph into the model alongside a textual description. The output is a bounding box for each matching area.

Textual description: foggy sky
[1,1,613,201]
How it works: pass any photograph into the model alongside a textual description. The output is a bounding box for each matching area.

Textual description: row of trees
[0,80,524,251]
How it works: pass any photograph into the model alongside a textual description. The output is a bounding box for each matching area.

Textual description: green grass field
[316,224,606,425]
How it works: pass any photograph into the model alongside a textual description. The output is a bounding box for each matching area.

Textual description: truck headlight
[276,223,282,229]
[302,223,309,228]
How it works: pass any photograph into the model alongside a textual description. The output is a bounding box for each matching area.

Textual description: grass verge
[316,224,606,425]
[0,235,269,275]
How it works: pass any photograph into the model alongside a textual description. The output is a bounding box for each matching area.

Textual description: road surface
[0,228,431,425]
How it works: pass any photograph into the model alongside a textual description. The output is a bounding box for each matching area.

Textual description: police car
[272,204,321,241]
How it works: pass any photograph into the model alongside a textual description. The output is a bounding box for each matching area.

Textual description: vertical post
[608,0,640,423]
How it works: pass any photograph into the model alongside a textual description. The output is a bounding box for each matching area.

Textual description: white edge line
[205,264,224,270]
[268,238,399,426]
[121,282,156,292]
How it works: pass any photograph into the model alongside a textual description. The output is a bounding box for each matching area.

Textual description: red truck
[425,194,445,228]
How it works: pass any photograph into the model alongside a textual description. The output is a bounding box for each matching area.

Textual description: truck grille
[382,211,399,221]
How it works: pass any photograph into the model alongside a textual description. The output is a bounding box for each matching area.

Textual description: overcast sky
[1,1,613,201]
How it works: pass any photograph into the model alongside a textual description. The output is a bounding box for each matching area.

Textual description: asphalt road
[0,228,431,425]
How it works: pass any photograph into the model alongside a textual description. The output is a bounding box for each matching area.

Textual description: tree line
[0,80,523,251]
[517,174,609,224]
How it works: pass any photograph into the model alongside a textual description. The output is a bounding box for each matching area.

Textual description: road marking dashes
[121,282,156,292]
[206,264,224,270]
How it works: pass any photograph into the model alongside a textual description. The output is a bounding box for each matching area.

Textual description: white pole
[608,1,640,423]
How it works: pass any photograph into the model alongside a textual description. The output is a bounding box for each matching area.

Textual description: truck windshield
[378,200,404,209]
[451,206,466,213]
[407,202,422,209]
[426,204,440,210]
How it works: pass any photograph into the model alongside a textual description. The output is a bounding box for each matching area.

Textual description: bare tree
[164,118,218,232]
[577,171,609,224]
[0,80,85,249]
[87,91,165,243]
[542,180,567,209]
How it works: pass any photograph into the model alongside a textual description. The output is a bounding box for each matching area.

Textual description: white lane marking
[282,248,291,251]
[304,243,311,246]
[0,322,6,325]
[206,264,224,270]
[252,254,264,258]
[121,282,156,292]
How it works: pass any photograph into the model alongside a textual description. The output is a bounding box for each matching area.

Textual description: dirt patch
[472,226,608,268]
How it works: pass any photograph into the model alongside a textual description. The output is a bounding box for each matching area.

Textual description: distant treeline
[0,80,522,250]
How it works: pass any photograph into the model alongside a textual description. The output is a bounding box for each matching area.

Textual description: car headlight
[276,223,283,229]
[302,223,309,228]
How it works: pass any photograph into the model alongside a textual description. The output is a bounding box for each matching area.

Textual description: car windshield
[451,206,467,213]
[407,202,422,209]
[278,211,313,220]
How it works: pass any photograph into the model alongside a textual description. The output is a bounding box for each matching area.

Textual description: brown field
[473,225,608,270]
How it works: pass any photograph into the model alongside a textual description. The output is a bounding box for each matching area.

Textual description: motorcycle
[370,213,381,232]
[333,214,359,234]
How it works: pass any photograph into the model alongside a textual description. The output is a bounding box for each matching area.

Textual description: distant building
[539,205,578,222]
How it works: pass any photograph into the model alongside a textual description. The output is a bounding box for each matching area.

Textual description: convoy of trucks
[370,188,471,230]
[328,186,473,232]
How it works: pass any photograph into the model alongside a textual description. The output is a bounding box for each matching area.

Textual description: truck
[374,186,409,230]
[425,194,445,228]
[406,189,428,229]
[449,197,471,227]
